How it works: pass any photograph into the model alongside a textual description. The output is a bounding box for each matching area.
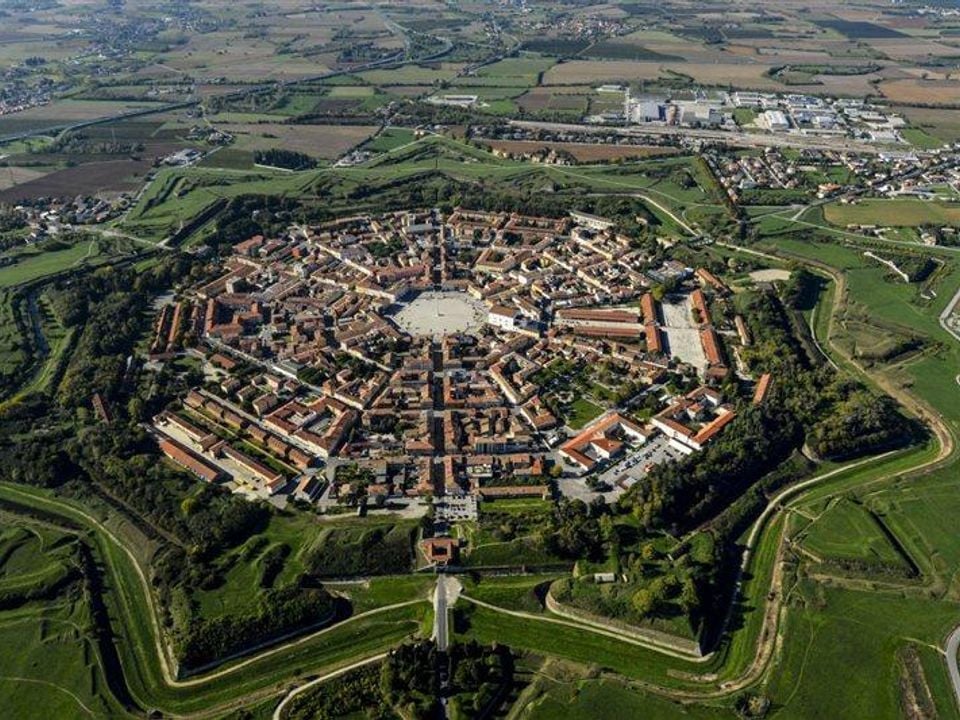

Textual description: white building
[487,304,519,331]
[759,110,789,132]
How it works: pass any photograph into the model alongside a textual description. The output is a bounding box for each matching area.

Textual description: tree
[632,588,657,617]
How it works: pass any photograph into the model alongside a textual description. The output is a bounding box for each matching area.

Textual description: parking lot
[598,433,686,489]
[661,295,707,373]
[433,495,478,524]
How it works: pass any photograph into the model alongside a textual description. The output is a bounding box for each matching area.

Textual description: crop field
[521,38,592,56]
[0,100,167,134]
[867,37,960,62]
[157,31,335,82]
[541,59,783,90]
[527,93,589,113]
[362,128,417,152]
[356,63,464,86]
[879,79,960,105]
[198,147,255,170]
[474,57,556,84]
[813,19,906,39]
[901,127,944,150]
[581,41,684,62]
[220,123,378,159]
[823,198,960,227]
[900,106,960,143]
[542,60,665,85]
[0,157,161,202]
[0,166,49,191]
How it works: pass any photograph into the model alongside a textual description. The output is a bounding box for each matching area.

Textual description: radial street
[432,574,462,652]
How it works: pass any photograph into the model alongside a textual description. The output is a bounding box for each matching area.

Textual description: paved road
[271,653,387,720]
[938,284,960,344]
[432,574,462,652]
[947,626,960,713]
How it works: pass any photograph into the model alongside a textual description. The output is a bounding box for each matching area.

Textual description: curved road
[271,653,387,720]
[939,285,960,343]
[947,627,960,712]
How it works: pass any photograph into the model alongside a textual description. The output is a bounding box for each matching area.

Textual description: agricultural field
[823,199,960,227]
[879,79,960,106]
[541,60,784,91]
[0,157,161,203]
[900,107,960,144]
[0,100,169,138]
[217,123,379,160]
[361,127,417,153]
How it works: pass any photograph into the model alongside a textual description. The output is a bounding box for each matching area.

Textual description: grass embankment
[0,482,429,716]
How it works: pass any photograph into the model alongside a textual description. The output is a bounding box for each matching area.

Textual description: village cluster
[148,208,772,514]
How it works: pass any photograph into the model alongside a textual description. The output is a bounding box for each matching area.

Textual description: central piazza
[389,290,487,338]
[149,208,756,507]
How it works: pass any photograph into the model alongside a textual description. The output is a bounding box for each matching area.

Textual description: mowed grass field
[521,679,734,720]
[0,522,126,718]
[0,238,124,289]
[797,498,909,567]
[823,198,960,227]
[765,583,959,720]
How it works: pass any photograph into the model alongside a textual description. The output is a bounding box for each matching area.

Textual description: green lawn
[462,574,560,614]
[0,520,127,718]
[798,497,910,569]
[901,127,943,150]
[0,238,122,289]
[823,198,960,227]
[566,397,604,429]
[766,583,959,720]
[363,127,417,152]
[522,679,734,719]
